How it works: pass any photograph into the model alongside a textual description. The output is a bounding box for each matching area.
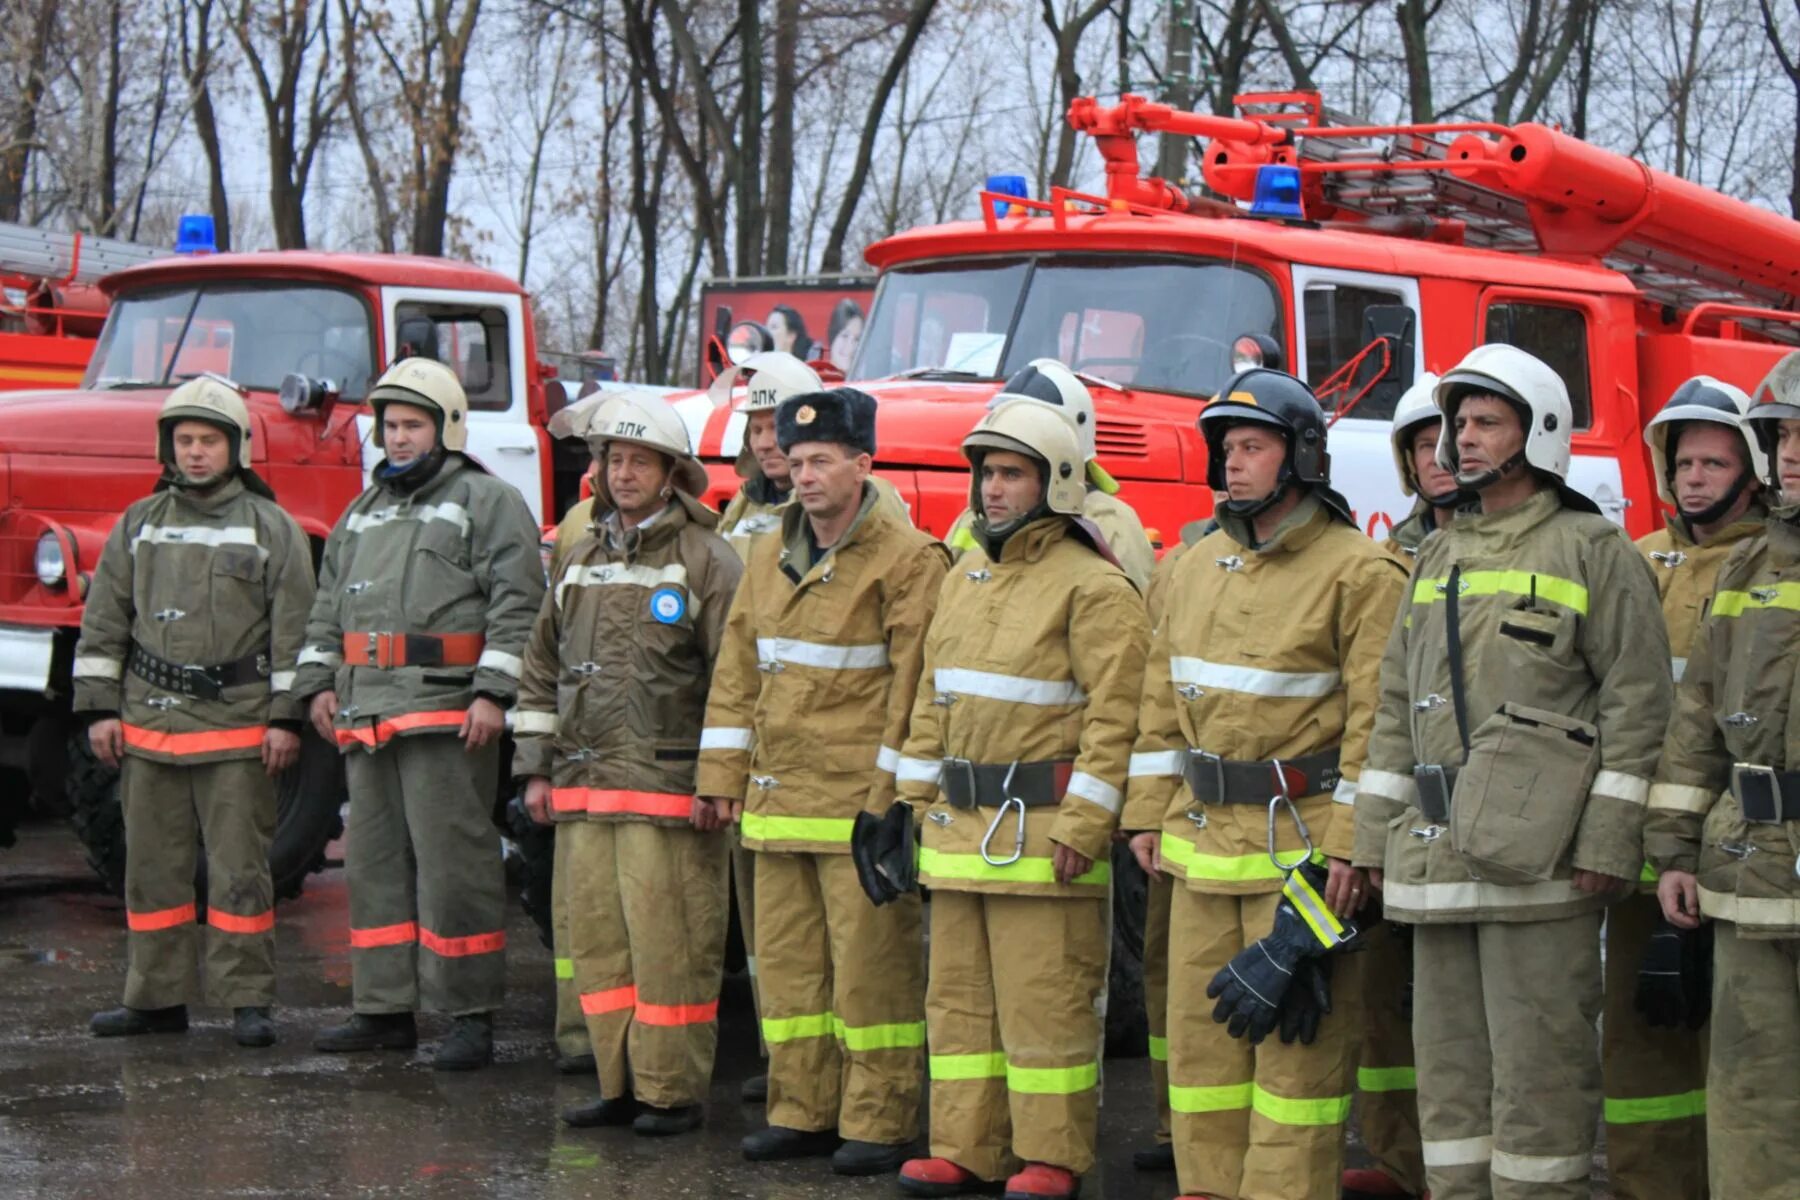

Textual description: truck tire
[1105,839,1151,1058]
[64,728,345,902]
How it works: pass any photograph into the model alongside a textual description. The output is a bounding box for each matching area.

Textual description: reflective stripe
[1412,570,1589,615]
[636,998,720,1027]
[931,1051,1007,1080]
[512,709,558,736]
[1649,782,1714,814]
[762,1011,837,1043]
[121,724,267,756]
[349,921,418,949]
[346,501,469,535]
[1639,861,1659,883]
[1671,656,1687,683]
[207,908,275,935]
[741,812,855,844]
[131,523,261,553]
[73,655,123,680]
[1382,877,1582,913]
[419,927,506,957]
[948,525,980,551]
[1358,768,1415,802]
[554,957,575,981]
[918,847,1111,886]
[1129,750,1184,777]
[127,902,197,932]
[897,756,942,786]
[699,726,753,751]
[1591,769,1649,806]
[1283,863,1348,947]
[297,645,343,668]
[1698,885,1800,927]
[1332,776,1357,805]
[1158,832,1322,882]
[756,637,889,670]
[1713,582,1800,616]
[934,667,1086,706]
[476,649,523,679]
[1491,1148,1590,1184]
[556,561,688,607]
[1358,1066,1417,1092]
[1168,1081,1253,1113]
[1007,1061,1098,1095]
[1422,1135,1493,1168]
[551,788,693,819]
[1067,771,1121,815]
[1147,1035,1168,1062]
[581,984,637,1015]
[1170,656,1340,699]
[1605,1088,1706,1124]
[335,709,467,748]
[1251,1083,1353,1126]
[875,745,900,774]
[835,1017,926,1051]
[269,670,296,693]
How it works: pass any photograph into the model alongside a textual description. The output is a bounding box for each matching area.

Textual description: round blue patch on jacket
[649,587,686,624]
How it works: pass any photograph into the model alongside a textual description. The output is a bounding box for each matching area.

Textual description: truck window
[1483,302,1592,428]
[1303,282,1406,419]
[393,302,513,412]
[853,260,1030,379]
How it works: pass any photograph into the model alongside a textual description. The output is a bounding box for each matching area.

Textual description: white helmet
[567,389,709,500]
[962,399,1086,517]
[707,351,823,412]
[1644,376,1767,504]
[369,357,470,452]
[988,358,1118,493]
[159,374,254,471]
[1389,372,1442,498]
[1433,344,1573,484]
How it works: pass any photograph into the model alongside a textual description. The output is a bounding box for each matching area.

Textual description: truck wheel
[1105,839,1151,1058]
[64,728,345,902]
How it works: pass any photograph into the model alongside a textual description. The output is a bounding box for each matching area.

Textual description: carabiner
[1265,757,1315,872]
[980,762,1027,867]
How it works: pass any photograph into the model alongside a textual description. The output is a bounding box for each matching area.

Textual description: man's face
[787,441,869,520]
[746,410,788,482]
[605,442,673,518]
[1453,394,1526,482]
[382,402,439,466]
[978,449,1045,526]
[1671,423,1750,516]
[1777,420,1800,496]
[1219,423,1286,501]
[1409,419,1457,498]
[171,420,232,483]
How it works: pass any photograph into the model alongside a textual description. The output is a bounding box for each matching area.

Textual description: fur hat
[777,387,877,455]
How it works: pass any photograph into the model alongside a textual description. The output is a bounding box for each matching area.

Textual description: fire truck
[0,222,169,393]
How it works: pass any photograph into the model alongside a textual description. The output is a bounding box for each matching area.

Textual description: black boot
[1130,1142,1174,1172]
[90,1005,188,1038]
[741,1125,840,1162]
[313,1011,417,1052]
[633,1104,704,1137]
[432,1012,494,1071]
[739,1073,768,1103]
[233,1007,276,1048]
[832,1139,914,1176]
[562,1096,639,1128]
[555,1051,597,1075]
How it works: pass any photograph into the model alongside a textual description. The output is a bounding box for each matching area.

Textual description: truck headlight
[35,532,66,588]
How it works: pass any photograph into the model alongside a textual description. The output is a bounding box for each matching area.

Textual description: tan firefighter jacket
[513,495,742,826]
[72,477,315,765]
[1647,515,1800,937]
[696,482,949,853]
[1635,507,1766,683]
[896,517,1148,899]
[947,489,1156,592]
[551,494,596,570]
[720,471,912,560]
[1353,487,1672,923]
[295,456,546,750]
[1123,494,1406,892]
[1386,503,1439,561]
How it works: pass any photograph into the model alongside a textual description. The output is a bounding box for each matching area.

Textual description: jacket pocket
[1450,701,1597,885]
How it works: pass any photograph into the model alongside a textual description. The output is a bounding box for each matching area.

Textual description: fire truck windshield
[84,283,376,399]
[853,255,1281,398]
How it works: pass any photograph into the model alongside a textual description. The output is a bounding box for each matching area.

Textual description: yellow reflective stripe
[1159,832,1324,882]
[930,1051,1007,1080]
[762,1012,836,1043]
[1639,861,1659,883]
[948,525,980,550]
[1169,1081,1253,1113]
[1605,1089,1706,1124]
[1713,583,1800,616]
[1147,1034,1168,1062]
[1006,1061,1099,1095]
[741,812,856,843]
[553,957,574,981]
[1251,1083,1353,1126]
[1358,1066,1417,1093]
[1283,865,1347,946]
[918,847,1111,887]
[1412,569,1589,615]
[833,1017,925,1051]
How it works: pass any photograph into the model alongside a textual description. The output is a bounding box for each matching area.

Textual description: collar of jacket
[161,473,247,513]
[1763,511,1800,566]
[603,497,690,558]
[375,450,465,500]
[1219,491,1329,554]
[744,470,789,506]
[1447,484,1566,552]
[779,478,880,569]
[990,515,1073,565]
[1660,502,1767,550]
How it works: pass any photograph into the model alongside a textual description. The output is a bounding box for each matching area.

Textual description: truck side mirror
[279,372,340,419]
[1356,304,1416,400]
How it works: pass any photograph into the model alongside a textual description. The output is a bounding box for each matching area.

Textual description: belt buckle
[1186,749,1226,805]
[1413,763,1451,823]
[944,757,979,809]
[1732,763,1783,824]
[182,664,222,702]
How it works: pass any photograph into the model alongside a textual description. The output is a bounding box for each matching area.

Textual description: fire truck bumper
[0,624,57,695]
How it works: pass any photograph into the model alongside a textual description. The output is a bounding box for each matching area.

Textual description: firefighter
[1387,372,1463,556]
[891,401,1149,1200]
[1646,351,1800,1200]
[697,387,949,1174]
[1608,377,1766,1199]
[515,391,743,1135]
[945,359,1156,591]
[1352,344,1671,1200]
[298,357,545,1070]
[1124,368,1406,1200]
[73,377,314,1047]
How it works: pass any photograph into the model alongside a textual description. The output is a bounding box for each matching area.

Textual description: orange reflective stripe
[206,908,275,934]
[635,998,719,1027]
[121,724,267,756]
[335,709,467,748]
[349,921,418,949]
[127,902,197,932]
[581,984,638,1016]
[419,927,506,957]
[550,788,693,819]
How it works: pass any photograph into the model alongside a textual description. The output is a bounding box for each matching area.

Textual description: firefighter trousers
[564,819,729,1108]
[1144,871,1172,1145]
[343,733,504,1016]
[121,755,276,1010]
[926,890,1107,1178]
[1601,890,1707,1200]
[731,825,765,1055]
[1413,912,1602,1200]
[754,849,925,1144]
[1167,885,1364,1200]
[550,825,589,1059]
[1706,922,1799,1200]
[1356,916,1426,1194]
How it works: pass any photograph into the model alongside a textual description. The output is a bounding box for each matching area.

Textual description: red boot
[1341,1167,1423,1199]
[898,1157,1000,1197]
[1003,1163,1079,1200]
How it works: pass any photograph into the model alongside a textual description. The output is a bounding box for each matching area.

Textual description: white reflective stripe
[297,645,343,668]
[1490,1149,1590,1184]
[512,709,558,736]
[556,561,689,607]
[699,726,753,751]
[269,670,297,693]
[1591,770,1650,807]
[1067,771,1122,815]
[1129,750,1184,777]
[476,649,523,679]
[934,667,1087,707]
[1332,775,1358,805]
[1697,885,1800,927]
[1670,656,1687,683]
[757,637,889,670]
[1383,878,1583,914]
[1169,656,1340,699]
[1648,782,1715,814]
[1358,768,1415,803]
[875,745,900,774]
[72,655,123,680]
[130,524,262,553]
[346,501,470,535]
[1421,1135,1494,1168]
[897,756,942,786]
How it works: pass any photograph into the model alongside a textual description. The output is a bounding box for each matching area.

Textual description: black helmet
[1200,369,1349,522]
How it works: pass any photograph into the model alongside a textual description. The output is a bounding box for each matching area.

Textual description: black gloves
[851,802,918,906]
[1207,858,1363,1045]
[1635,917,1712,1030]
[1279,956,1335,1046]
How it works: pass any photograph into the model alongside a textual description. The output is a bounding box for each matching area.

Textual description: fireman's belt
[343,632,485,669]
[940,759,1074,810]
[1184,748,1341,806]
[1729,763,1800,824]
[1413,764,1459,823]
[128,643,269,701]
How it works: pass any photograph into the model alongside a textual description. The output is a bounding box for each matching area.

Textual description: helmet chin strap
[1676,469,1752,534]
[1454,446,1527,491]
[170,468,232,493]
[1424,486,1468,510]
[1221,472,1293,518]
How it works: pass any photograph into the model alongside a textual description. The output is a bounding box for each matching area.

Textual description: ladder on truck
[0,220,168,288]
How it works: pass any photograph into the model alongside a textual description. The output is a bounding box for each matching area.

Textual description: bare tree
[0,0,60,222]
[1758,0,1800,216]
[1041,0,1113,186]
[177,0,232,248]
[229,0,341,248]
